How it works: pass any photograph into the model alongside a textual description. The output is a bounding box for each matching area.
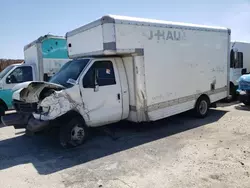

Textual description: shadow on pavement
[0,109,227,175]
[234,104,250,111]
[217,100,240,107]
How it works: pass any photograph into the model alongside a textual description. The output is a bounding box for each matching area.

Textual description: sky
[0,0,250,59]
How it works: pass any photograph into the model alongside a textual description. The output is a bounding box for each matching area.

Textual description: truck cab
[0,63,36,115]
[10,57,128,126]
[229,42,250,100]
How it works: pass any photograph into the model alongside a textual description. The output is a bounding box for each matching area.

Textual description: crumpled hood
[12,81,65,103]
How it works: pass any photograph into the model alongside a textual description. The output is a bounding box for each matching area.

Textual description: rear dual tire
[194,96,210,118]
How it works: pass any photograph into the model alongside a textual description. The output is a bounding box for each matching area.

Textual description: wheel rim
[71,124,85,143]
[199,100,208,115]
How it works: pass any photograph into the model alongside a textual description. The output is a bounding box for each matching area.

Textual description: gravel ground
[0,102,250,188]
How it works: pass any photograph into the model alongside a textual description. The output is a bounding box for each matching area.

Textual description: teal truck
[0,35,70,116]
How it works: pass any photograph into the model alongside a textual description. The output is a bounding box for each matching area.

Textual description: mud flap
[1,113,31,129]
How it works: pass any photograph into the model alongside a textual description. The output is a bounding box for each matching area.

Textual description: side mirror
[6,76,11,84]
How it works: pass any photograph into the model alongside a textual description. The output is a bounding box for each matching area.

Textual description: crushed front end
[1,81,70,132]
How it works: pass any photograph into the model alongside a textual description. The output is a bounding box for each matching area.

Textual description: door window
[83,61,116,88]
[6,66,33,84]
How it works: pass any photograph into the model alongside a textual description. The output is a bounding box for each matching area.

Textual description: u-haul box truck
[2,15,230,148]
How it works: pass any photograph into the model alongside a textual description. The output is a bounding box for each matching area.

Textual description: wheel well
[55,110,85,125]
[195,94,210,107]
[0,99,8,111]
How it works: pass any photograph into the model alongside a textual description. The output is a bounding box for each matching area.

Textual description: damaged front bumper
[1,113,49,132]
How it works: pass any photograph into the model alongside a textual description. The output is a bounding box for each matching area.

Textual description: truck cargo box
[67,15,230,121]
[24,35,70,80]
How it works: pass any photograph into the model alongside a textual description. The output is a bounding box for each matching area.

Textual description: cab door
[2,65,34,108]
[79,59,122,127]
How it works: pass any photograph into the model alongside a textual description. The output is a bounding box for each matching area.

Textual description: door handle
[117,93,120,100]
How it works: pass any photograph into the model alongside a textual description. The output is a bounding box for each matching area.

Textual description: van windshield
[0,65,15,79]
[49,59,90,88]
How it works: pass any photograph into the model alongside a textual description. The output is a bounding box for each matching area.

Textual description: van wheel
[0,105,5,117]
[194,96,209,118]
[59,116,88,148]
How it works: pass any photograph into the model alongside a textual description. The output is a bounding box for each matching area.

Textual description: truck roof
[24,34,65,51]
[67,15,230,38]
[231,40,250,44]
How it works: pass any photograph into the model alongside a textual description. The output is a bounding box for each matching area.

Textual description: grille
[13,100,38,113]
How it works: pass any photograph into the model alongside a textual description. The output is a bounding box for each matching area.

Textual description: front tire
[194,96,209,118]
[59,116,88,148]
[0,105,5,117]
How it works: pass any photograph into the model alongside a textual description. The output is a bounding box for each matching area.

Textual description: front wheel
[59,116,88,148]
[0,105,5,117]
[194,96,210,118]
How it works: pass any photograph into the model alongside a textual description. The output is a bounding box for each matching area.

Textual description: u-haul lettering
[148,30,186,41]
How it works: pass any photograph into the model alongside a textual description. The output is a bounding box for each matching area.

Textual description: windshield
[0,65,15,79]
[49,59,90,88]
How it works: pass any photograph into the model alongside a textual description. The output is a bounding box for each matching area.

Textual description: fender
[0,89,13,109]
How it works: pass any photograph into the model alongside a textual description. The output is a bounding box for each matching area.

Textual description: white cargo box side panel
[115,24,228,99]
[24,44,39,80]
[24,44,39,65]
[43,58,70,76]
[67,25,105,58]
[114,23,229,120]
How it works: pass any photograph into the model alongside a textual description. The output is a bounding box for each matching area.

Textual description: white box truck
[229,41,250,99]
[2,15,230,148]
[0,35,70,115]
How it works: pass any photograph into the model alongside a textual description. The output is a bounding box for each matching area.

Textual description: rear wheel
[59,116,88,148]
[194,96,210,118]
